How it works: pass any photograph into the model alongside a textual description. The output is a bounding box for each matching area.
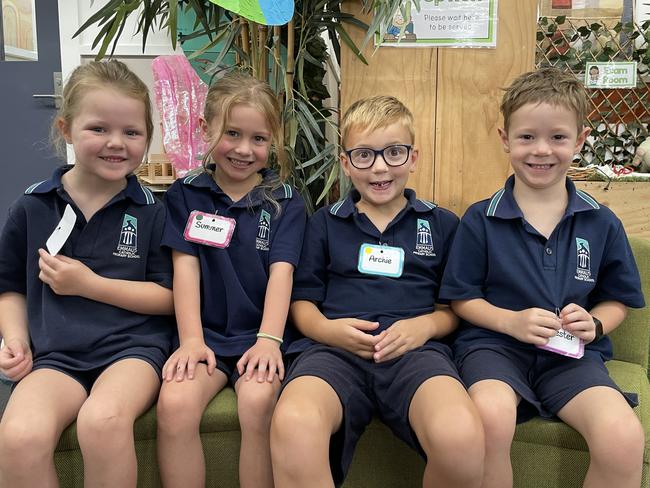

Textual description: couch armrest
[609,237,650,371]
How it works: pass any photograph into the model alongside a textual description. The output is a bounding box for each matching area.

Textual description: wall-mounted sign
[378,0,498,49]
[585,62,637,88]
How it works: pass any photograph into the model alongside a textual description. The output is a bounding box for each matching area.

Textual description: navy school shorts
[281,342,462,486]
[31,354,162,395]
[457,344,638,423]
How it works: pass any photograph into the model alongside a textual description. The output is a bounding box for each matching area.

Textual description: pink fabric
[152,55,208,177]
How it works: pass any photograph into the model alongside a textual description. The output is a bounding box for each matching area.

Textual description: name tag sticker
[537,329,584,359]
[184,210,236,248]
[357,243,404,278]
[46,204,76,256]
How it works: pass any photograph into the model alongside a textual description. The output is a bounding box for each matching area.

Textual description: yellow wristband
[256,332,283,345]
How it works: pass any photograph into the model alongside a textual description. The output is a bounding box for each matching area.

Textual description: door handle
[33,72,62,108]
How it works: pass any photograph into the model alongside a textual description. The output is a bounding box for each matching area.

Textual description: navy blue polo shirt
[0,165,174,372]
[440,175,645,360]
[288,188,459,354]
[161,168,306,356]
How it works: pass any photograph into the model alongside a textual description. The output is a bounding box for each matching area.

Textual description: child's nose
[372,153,389,172]
[106,133,125,148]
[234,140,252,155]
[533,139,552,155]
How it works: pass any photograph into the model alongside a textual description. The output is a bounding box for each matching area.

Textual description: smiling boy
[270,96,484,488]
[440,68,645,488]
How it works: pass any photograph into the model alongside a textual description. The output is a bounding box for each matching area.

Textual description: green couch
[53,237,650,487]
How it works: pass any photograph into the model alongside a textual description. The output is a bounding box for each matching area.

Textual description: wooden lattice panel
[536,17,650,166]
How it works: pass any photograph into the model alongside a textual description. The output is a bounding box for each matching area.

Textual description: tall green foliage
[76,0,406,212]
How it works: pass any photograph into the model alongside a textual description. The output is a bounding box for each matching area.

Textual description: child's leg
[468,380,519,488]
[234,374,281,488]
[271,376,343,488]
[557,386,644,488]
[0,369,87,487]
[156,363,227,488]
[409,376,484,488]
[75,358,160,487]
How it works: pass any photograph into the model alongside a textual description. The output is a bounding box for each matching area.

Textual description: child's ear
[340,151,352,178]
[199,117,211,143]
[57,117,72,144]
[497,128,510,153]
[575,127,590,153]
[408,146,419,173]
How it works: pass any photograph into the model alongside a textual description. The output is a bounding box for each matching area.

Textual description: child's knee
[590,413,645,471]
[0,419,55,465]
[237,383,278,427]
[472,395,516,444]
[156,388,204,433]
[76,400,131,444]
[272,397,324,443]
[419,405,485,466]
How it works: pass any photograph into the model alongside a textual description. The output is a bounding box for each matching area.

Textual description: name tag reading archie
[357,243,404,278]
[537,329,585,359]
[184,210,236,248]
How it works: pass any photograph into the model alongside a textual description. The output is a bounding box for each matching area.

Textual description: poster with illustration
[378,0,498,48]
[1,0,38,60]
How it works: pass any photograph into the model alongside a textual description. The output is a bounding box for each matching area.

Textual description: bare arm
[452,298,561,346]
[163,250,216,381]
[373,305,458,362]
[0,292,32,381]
[38,249,173,315]
[238,262,295,382]
[290,300,380,359]
[561,300,627,343]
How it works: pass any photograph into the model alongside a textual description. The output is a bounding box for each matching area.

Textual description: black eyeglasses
[344,144,412,169]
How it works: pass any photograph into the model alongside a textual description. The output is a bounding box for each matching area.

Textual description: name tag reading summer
[46,204,76,256]
[537,329,584,359]
[357,243,404,278]
[184,210,236,248]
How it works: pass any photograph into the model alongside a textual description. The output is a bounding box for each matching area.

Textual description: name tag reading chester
[358,243,404,278]
[184,210,236,248]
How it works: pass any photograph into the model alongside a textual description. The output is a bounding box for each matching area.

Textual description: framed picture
[1,0,38,61]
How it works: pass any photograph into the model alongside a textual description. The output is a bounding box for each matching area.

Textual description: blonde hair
[201,71,286,215]
[340,96,415,148]
[500,67,588,133]
[51,60,153,159]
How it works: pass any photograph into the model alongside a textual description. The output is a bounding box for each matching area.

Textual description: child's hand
[162,338,216,382]
[372,318,429,363]
[506,308,561,345]
[560,303,598,343]
[0,338,32,381]
[38,249,96,296]
[327,318,380,359]
[237,338,284,383]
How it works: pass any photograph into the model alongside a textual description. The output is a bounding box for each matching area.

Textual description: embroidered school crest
[113,214,140,259]
[256,210,271,251]
[414,219,435,256]
[574,237,593,282]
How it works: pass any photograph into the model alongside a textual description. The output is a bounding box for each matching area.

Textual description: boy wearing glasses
[271,96,484,488]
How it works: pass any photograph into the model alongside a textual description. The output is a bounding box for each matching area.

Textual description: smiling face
[498,102,589,193]
[341,122,417,213]
[60,87,147,184]
[202,103,272,193]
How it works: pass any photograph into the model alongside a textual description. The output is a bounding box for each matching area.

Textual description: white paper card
[46,204,76,256]
[357,243,404,278]
[537,328,585,359]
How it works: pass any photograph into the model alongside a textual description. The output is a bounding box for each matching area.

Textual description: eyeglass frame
[343,144,413,169]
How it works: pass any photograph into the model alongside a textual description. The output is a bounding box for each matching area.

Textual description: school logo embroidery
[113,214,140,259]
[256,210,271,251]
[414,219,435,256]
[574,237,594,282]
